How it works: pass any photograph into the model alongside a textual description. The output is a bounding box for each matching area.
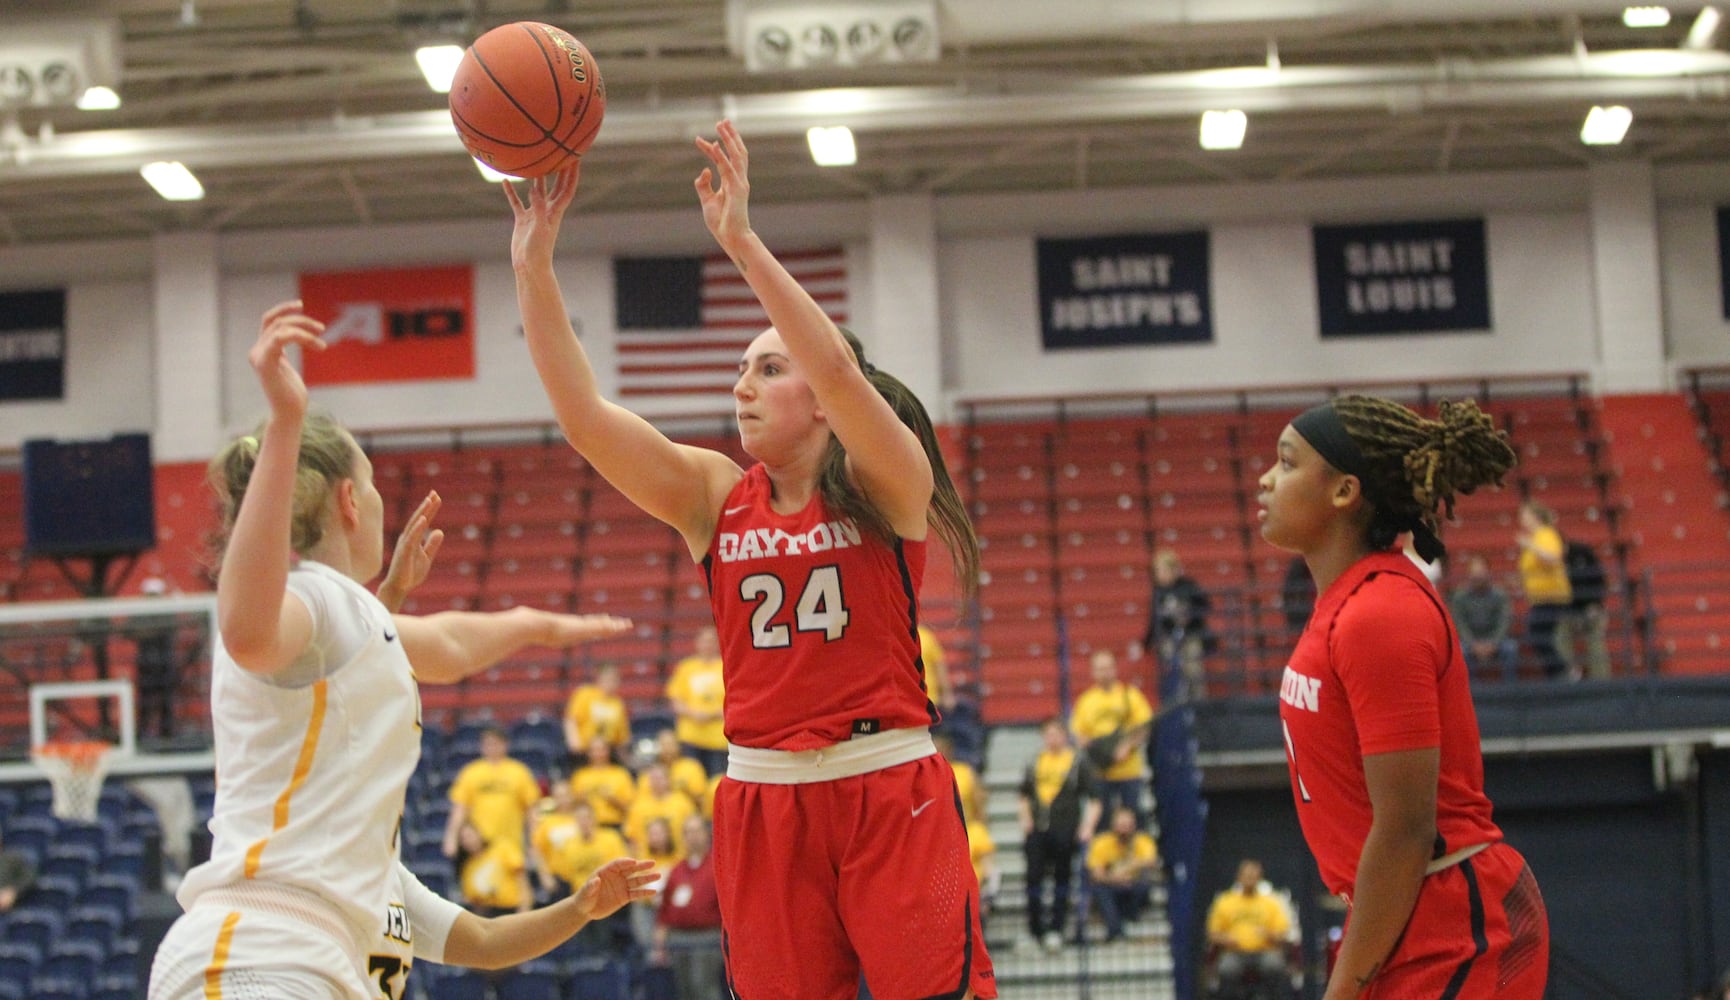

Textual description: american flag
[613,249,848,409]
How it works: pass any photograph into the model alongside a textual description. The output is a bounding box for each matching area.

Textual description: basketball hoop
[31,741,113,823]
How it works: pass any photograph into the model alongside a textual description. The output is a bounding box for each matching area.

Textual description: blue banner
[1313,218,1490,337]
[0,289,66,401]
[1037,232,1213,349]
[1718,206,1730,320]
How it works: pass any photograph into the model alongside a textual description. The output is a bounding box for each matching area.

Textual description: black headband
[1293,401,1446,563]
[1291,402,1367,478]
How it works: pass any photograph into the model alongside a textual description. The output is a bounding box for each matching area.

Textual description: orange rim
[34,740,112,768]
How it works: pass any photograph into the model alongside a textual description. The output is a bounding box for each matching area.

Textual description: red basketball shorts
[1353,842,1548,999]
[713,752,996,1000]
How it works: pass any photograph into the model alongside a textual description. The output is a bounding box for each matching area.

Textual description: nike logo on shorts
[724,505,751,516]
[911,798,936,818]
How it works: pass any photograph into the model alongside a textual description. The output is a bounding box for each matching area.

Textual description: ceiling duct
[729,0,940,72]
[0,15,121,111]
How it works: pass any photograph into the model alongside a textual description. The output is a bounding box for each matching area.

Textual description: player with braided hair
[1258,395,1548,999]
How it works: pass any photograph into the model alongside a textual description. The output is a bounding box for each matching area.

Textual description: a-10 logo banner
[297,265,475,385]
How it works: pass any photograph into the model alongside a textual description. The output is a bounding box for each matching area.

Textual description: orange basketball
[448,21,606,179]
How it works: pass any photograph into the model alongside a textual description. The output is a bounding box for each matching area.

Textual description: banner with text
[1037,232,1213,349]
[297,265,476,385]
[1718,206,1730,320]
[1313,218,1490,337]
[0,289,66,402]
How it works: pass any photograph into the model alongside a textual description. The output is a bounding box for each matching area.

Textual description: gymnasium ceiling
[0,1,1728,246]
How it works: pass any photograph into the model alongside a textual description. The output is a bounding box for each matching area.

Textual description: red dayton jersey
[703,464,935,751]
[1278,551,1501,896]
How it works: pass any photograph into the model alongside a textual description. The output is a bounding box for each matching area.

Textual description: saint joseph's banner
[1313,218,1490,337]
[1717,205,1730,320]
[612,249,847,408]
[1036,232,1213,349]
[0,289,66,401]
[297,265,476,385]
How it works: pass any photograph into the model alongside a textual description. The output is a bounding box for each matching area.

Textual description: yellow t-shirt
[1519,525,1571,605]
[951,760,983,825]
[919,626,948,705]
[565,685,631,748]
[1071,682,1155,782]
[638,756,710,807]
[623,789,699,855]
[1086,831,1158,879]
[702,774,721,819]
[965,819,995,886]
[448,758,542,848]
[460,837,525,910]
[1031,748,1076,807]
[572,762,637,827]
[666,655,727,750]
[1206,888,1292,953]
[530,812,581,886]
[547,825,630,890]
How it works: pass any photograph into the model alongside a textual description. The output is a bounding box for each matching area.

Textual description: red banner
[297,265,475,385]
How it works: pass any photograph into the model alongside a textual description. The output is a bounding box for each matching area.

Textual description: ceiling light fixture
[806,125,856,166]
[1622,6,1672,28]
[414,44,466,94]
[1580,105,1633,145]
[1686,5,1723,48]
[1200,109,1247,150]
[75,86,120,110]
[140,160,205,200]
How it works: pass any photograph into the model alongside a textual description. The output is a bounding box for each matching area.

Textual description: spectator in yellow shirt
[572,735,636,828]
[530,779,582,899]
[1206,859,1292,1000]
[455,820,532,916]
[935,732,985,825]
[564,662,631,762]
[443,727,542,863]
[701,772,721,820]
[640,728,711,807]
[1070,648,1155,826]
[666,627,728,775]
[629,816,684,953]
[1084,807,1158,943]
[624,763,699,856]
[919,624,956,712]
[965,818,996,929]
[1517,501,1572,679]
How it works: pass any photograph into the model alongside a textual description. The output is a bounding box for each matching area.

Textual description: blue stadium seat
[565,954,631,1000]
[2,908,60,953]
[639,963,678,1000]
[55,823,109,858]
[630,711,675,744]
[0,976,26,1000]
[67,903,124,948]
[40,855,93,889]
[27,976,84,1000]
[515,746,553,779]
[427,968,490,1000]
[81,874,139,919]
[23,875,78,914]
[511,716,563,750]
[47,936,107,965]
[103,842,148,882]
[0,786,19,819]
[495,968,561,1000]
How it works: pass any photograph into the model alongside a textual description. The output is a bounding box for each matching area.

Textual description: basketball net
[31,741,113,823]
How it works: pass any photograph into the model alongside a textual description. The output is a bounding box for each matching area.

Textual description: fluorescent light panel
[140,161,205,200]
[76,86,120,110]
[806,125,856,166]
[1622,6,1672,27]
[1199,109,1247,150]
[1581,105,1633,145]
[1686,5,1723,49]
[415,44,465,94]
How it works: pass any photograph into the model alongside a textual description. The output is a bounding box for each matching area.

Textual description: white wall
[4,164,1729,455]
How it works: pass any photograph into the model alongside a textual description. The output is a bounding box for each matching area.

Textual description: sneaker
[1042,930,1064,952]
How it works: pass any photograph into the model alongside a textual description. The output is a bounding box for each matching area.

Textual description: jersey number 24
[740,565,851,647]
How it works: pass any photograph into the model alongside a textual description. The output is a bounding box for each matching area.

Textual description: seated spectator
[653,817,724,1000]
[629,816,682,953]
[565,663,632,763]
[572,736,637,829]
[624,763,699,857]
[936,731,986,825]
[1206,859,1292,1000]
[1085,806,1159,943]
[666,628,727,775]
[0,826,34,913]
[1516,501,1573,679]
[1561,534,1611,680]
[530,779,583,900]
[1070,648,1154,827]
[454,820,531,917]
[1450,553,1519,682]
[640,728,710,807]
[920,624,957,713]
[443,727,541,864]
[1145,548,1213,695]
[538,798,629,900]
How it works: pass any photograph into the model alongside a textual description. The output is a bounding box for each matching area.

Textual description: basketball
[448,21,606,179]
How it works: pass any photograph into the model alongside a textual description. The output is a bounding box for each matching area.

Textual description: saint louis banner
[1313,218,1490,337]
